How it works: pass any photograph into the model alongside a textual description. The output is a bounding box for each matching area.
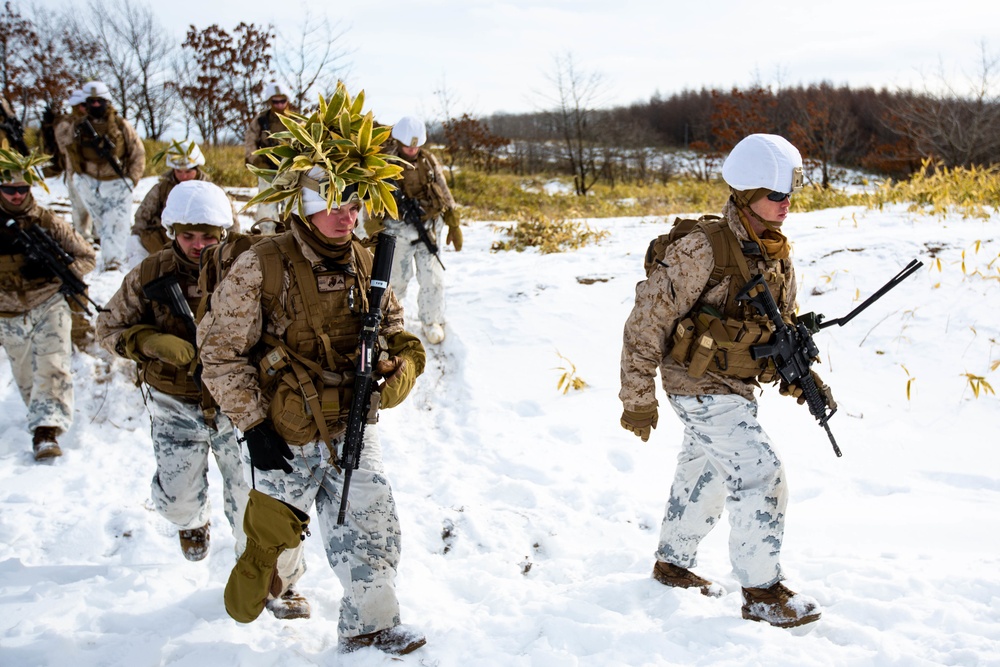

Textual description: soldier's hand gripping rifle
[337,232,397,525]
[142,275,201,386]
[735,259,923,457]
[6,219,104,315]
[392,190,445,270]
[78,118,133,188]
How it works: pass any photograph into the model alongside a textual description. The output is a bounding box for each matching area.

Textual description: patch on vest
[317,275,346,292]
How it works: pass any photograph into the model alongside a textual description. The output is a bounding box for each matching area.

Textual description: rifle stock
[337,232,397,525]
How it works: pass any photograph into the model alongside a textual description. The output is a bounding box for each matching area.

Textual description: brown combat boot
[178,523,210,561]
[266,586,311,619]
[741,582,822,628]
[32,427,62,461]
[340,625,427,655]
[652,561,723,598]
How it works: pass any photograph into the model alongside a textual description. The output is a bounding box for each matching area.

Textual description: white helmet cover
[82,80,112,101]
[161,180,234,237]
[66,89,87,106]
[722,134,803,193]
[165,140,206,170]
[391,116,427,148]
[263,81,288,100]
[300,166,360,216]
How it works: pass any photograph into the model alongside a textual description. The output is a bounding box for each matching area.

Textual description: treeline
[437,81,1000,189]
[0,0,345,144]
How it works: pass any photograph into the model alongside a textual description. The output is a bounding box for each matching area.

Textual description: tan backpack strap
[287,359,340,468]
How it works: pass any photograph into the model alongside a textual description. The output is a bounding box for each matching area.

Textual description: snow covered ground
[1,176,998,666]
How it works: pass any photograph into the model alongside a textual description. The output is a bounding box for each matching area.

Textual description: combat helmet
[152,139,206,171]
[722,133,803,206]
[161,180,234,239]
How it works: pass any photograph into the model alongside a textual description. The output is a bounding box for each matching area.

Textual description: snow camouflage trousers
[147,388,248,552]
[0,293,73,434]
[73,173,131,270]
[656,394,788,588]
[65,171,93,241]
[246,426,402,637]
[384,216,446,327]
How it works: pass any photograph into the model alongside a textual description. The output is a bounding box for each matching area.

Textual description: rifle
[77,118,133,188]
[337,231,396,525]
[5,219,103,315]
[142,274,201,387]
[0,101,29,156]
[735,259,923,457]
[392,190,445,270]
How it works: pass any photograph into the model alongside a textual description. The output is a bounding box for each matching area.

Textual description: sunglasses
[0,185,30,195]
[766,191,791,202]
[271,98,289,105]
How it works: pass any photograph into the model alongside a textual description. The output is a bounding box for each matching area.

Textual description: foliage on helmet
[245,81,404,220]
[0,147,51,192]
[151,139,204,169]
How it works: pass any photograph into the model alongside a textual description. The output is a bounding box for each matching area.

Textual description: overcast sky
[41,0,1000,126]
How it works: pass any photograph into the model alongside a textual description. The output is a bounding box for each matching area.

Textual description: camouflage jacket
[96,244,205,400]
[66,109,145,183]
[197,228,410,431]
[0,198,96,316]
[53,113,80,176]
[619,200,797,408]
[382,142,456,220]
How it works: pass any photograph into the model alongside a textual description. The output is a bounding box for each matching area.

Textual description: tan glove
[443,208,462,251]
[363,213,385,239]
[377,355,417,409]
[620,405,658,442]
[140,332,196,366]
[779,371,837,409]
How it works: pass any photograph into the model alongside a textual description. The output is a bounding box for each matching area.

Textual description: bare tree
[111,0,175,140]
[539,52,607,196]
[273,8,349,111]
[84,0,137,120]
[0,1,38,121]
[888,43,1000,168]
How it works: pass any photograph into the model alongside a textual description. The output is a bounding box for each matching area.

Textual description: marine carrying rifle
[142,274,202,387]
[337,232,396,525]
[392,190,445,270]
[5,219,103,315]
[735,259,923,457]
[77,118,133,188]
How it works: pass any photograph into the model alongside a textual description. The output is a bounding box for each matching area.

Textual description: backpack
[195,231,283,321]
[643,214,752,291]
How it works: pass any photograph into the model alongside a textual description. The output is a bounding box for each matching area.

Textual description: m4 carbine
[735,259,923,457]
[391,190,445,270]
[337,231,396,525]
[5,219,103,315]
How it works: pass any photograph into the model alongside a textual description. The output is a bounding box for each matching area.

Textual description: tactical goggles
[0,185,30,195]
[270,97,289,105]
[766,190,791,202]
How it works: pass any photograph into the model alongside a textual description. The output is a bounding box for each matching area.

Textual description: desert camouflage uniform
[0,198,96,436]
[376,143,455,329]
[96,245,250,550]
[53,111,93,240]
[66,108,145,270]
[197,226,413,637]
[620,199,798,589]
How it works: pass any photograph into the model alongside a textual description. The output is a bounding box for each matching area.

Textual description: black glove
[20,262,56,282]
[243,421,294,473]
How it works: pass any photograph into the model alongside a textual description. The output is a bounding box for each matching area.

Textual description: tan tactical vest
[250,234,377,448]
[136,250,205,402]
[652,216,792,383]
[398,150,448,219]
[69,111,127,176]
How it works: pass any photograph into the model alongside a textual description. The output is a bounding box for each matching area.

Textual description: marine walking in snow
[619,133,832,628]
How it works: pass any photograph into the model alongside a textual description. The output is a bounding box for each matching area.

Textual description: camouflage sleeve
[39,208,96,277]
[619,232,715,411]
[197,250,268,430]
[95,266,151,357]
[120,118,145,184]
[132,181,163,233]
[244,118,261,165]
[427,150,456,210]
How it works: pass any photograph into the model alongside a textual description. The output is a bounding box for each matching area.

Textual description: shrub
[490,213,610,254]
